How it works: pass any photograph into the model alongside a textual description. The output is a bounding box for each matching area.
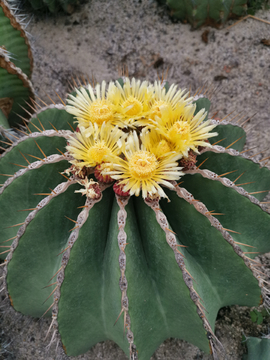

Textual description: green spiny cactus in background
[158,0,269,28]
[247,0,270,15]
[0,77,270,360]
[0,0,34,148]
[25,0,78,14]
[243,336,270,359]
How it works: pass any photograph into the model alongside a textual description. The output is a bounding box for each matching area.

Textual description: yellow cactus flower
[108,77,154,125]
[66,122,125,168]
[66,81,122,128]
[106,131,183,199]
[140,128,173,159]
[150,81,192,120]
[153,104,218,158]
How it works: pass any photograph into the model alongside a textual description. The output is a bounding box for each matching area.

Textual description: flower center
[122,96,143,116]
[89,100,114,125]
[155,139,172,158]
[151,100,170,118]
[87,142,110,164]
[169,121,191,141]
[129,151,158,180]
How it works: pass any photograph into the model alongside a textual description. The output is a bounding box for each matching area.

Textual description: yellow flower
[140,128,173,159]
[66,81,122,128]
[108,77,154,124]
[153,104,218,158]
[66,122,125,168]
[106,131,183,199]
[149,81,192,122]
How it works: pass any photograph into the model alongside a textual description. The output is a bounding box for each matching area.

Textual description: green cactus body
[243,337,270,360]
[0,78,270,360]
[0,0,33,77]
[161,0,249,28]
[0,0,34,127]
[0,108,9,128]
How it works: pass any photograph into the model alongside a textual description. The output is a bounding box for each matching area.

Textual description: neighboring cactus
[0,77,270,360]
[158,0,269,28]
[25,0,77,13]
[243,336,270,360]
[0,0,34,132]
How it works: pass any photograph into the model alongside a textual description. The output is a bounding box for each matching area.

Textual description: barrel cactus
[158,0,269,28]
[0,77,270,360]
[25,0,77,13]
[0,0,34,148]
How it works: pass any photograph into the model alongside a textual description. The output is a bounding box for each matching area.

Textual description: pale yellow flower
[108,77,154,125]
[153,104,218,158]
[140,128,173,159]
[106,131,183,199]
[66,122,125,168]
[150,81,192,120]
[66,81,122,128]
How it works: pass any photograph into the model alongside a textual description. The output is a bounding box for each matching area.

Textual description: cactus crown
[0,77,270,360]
[64,78,217,200]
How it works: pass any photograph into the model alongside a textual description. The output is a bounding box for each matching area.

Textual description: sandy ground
[1,0,270,359]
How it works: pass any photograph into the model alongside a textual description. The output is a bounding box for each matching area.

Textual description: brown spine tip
[9,294,14,307]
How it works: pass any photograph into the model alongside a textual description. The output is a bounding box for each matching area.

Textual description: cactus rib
[29,104,66,116]
[0,130,73,160]
[116,195,136,358]
[200,144,265,167]
[172,183,268,298]
[1,177,77,303]
[0,0,34,126]
[144,196,224,356]
[195,149,270,201]
[0,51,34,124]
[0,153,72,194]
[186,168,266,208]
[47,184,108,351]
[3,179,86,316]
[0,0,33,76]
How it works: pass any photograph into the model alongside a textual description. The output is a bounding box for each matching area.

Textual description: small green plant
[250,308,269,325]
[158,0,269,28]
[0,77,270,360]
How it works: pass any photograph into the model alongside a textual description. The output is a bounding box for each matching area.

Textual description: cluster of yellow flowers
[65,78,217,199]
